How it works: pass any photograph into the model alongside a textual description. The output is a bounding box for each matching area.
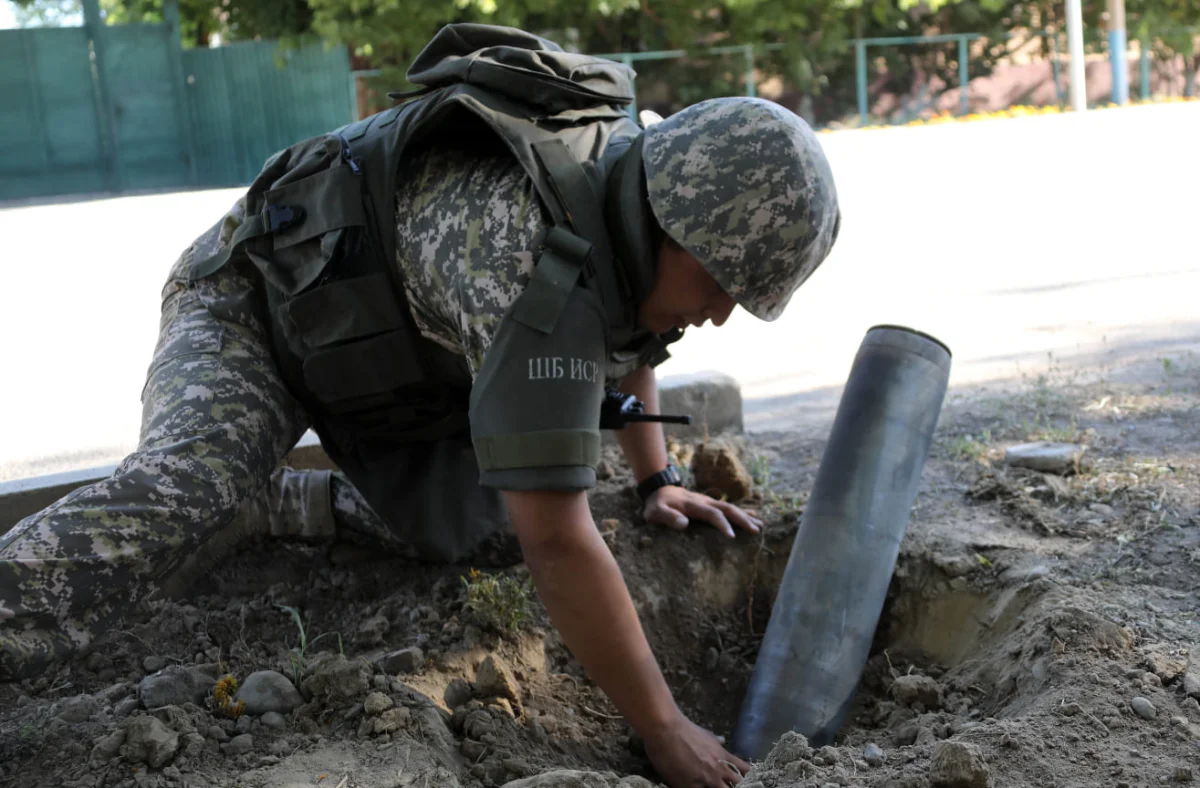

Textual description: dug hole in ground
[2,349,1198,788]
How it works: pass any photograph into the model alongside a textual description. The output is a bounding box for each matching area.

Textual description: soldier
[0,25,839,788]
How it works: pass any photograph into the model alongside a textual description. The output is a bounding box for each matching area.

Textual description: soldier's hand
[642,486,761,539]
[643,713,752,788]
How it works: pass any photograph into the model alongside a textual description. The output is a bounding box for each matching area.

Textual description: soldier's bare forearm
[616,365,671,481]
[503,489,681,739]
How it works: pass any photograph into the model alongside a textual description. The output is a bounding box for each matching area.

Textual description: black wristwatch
[636,464,684,502]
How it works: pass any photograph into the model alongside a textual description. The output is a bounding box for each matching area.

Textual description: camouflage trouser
[0,221,516,682]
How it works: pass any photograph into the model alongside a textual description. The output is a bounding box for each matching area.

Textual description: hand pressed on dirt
[643,714,752,787]
[643,486,762,539]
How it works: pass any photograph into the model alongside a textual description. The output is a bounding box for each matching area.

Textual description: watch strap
[636,464,684,502]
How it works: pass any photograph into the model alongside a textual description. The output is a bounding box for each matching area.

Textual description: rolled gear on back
[642,97,841,322]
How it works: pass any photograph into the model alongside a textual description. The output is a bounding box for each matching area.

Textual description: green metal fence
[0,4,353,202]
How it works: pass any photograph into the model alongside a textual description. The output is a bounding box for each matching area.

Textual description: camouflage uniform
[0,96,840,682]
[0,146,541,681]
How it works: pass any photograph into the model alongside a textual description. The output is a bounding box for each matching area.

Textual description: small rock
[98,682,132,705]
[372,674,389,690]
[1172,716,1189,727]
[476,655,521,708]
[181,731,206,759]
[364,692,394,716]
[1173,766,1194,783]
[378,647,425,675]
[224,733,253,756]
[143,656,167,673]
[208,725,230,742]
[892,675,943,709]
[125,716,180,769]
[357,613,390,645]
[90,729,127,762]
[1089,502,1114,516]
[114,697,140,717]
[1004,441,1084,474]
[261,710,286,729]
[690,441,753,502]
[502,771,658,787]
[444,678,474,710]
[704,648,720,671]
[929,741,990,787]
[596,460,614,481]
[488,697,516,717]
[1132,697,1157,720]
[462,739,488,760]
[863,743,885,767]
[1184,647,1200,699]
[58,694,100,723]
[236,671,304,715]
[638,536,654,549]
[373,707,411,734]
[138,666,208,710]
[301,655,371,703]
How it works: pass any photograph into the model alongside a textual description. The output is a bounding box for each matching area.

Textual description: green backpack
[189,23,667,560]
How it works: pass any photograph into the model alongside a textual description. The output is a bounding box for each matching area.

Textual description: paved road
[2,101,1198,481]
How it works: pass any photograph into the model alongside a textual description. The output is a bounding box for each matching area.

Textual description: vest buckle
[265,203,306,233]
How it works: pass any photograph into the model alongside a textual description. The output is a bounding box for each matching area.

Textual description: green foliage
[462,568,533,637]
[277,604,343,685]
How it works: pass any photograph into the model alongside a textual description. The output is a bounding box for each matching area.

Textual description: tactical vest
[189,24,675,560]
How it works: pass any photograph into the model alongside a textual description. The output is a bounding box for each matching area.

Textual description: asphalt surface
[2,101,1198,481]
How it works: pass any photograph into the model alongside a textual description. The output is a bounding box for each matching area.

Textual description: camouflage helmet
[642,97,840,322]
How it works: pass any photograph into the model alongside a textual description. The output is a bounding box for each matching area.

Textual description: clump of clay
[690,441,753,502]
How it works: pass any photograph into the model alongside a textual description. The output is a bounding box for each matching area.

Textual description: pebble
[378,647,425,675]
[143,655,167,673]
[261,711,286,730]
[208,725,230,742]
[125,716,180,769]
[1004,441,1084,474]
[444,678,474,710]
[1173,766,1194,783]
[891,674,943,709]
[114,697,140,717]
[1172,716,1188,727]
[138,666,207,710]
[223,733,254,756]
[90,729,127,763]
[372,675,389,690]
[475,655,521,707]
[235,714,254,734]
[1132,697,1157,720]
[863,743,885,767]
[235,671,304,715]
[929,741,990,788]
[704,648,720,671]
[364,692,394,716]
[57,694,99,723]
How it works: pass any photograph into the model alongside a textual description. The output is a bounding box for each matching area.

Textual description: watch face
[666,465,682,485]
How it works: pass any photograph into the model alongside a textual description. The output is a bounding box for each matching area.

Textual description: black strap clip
[265,203,305,233]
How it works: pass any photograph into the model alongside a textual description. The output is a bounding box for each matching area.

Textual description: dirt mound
[2,354,1198,787]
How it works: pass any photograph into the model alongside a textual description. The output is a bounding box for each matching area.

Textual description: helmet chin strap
[603,132,658,308]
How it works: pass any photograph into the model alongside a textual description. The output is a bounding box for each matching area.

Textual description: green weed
[462,568,534,637]
[277,604,343,685]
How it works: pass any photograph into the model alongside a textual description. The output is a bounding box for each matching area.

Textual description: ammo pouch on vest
[187,23,658,562]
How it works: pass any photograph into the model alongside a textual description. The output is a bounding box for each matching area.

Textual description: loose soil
[2,349,1199,788]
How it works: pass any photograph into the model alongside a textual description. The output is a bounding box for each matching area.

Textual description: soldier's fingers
[645,501,689,530]
[684,500,735,539]
[713,500,761,533]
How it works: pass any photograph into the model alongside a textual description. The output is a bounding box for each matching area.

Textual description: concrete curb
[0,432,329,532]
[2,372,744,529]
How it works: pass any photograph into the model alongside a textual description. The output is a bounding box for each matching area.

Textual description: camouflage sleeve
[467,285,608,491]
